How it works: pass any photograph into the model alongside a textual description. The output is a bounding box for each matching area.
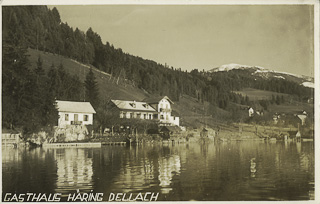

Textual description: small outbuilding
[160,126,182,139]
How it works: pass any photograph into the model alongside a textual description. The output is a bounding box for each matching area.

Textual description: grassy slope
[233,88,288,100]
[28,49,150,101]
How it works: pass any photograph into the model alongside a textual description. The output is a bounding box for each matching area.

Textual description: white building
[56,100,96,128]
[297,111,307,126]
[145,96,180,126]
[110,96,180,127]
[111,100,157,120]
[248,107,254,117]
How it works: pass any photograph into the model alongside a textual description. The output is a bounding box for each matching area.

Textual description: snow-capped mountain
[209,63,314,88]
[302,82,315,88]
[210,63,265,72]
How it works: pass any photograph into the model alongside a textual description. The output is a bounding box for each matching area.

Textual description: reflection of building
[55,149,93,190]
[112,157,156,192]
[158,155,181,193]
[56,100,96,127]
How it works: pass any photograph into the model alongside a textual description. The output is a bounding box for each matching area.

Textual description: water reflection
[54,149,93,194]
[158,155,181,193]
[2,141,314,201]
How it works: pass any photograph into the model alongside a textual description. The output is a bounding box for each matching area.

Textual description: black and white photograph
[1,0,319,202]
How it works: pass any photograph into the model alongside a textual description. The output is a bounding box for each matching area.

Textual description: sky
[48,4,314,77]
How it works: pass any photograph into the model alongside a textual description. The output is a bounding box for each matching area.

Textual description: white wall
[158,99,180,126]
[58,112,93,127]
[158,99,171,112]
[120,111,154,120]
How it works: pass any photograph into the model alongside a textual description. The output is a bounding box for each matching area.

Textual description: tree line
[2,6,313,135]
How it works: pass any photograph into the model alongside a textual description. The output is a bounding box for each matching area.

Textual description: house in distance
[110,100,157,120]
[111,96,180,127]
[144,96,180,126]
[56,100,96,128]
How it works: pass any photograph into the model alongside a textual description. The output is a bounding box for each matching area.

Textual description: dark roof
[287,131,298,136]
[160,126,181,132]
[144,96,174,104]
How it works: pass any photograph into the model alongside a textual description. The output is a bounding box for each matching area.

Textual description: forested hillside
[2,5,314,135]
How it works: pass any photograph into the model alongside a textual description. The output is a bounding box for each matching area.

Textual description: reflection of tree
[2,148,57,194]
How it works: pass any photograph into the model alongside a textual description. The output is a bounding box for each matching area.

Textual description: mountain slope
[210,63,314,88]
[28,49,150,101]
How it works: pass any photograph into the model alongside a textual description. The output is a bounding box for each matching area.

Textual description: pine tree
[85,68,100,109]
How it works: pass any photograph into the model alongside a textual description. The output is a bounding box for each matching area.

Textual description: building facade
[111,96,180,126]
[56,100,96,128]
[111,100,157,120]
[145,96,180,126]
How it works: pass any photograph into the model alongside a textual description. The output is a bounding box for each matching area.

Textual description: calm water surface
[2,141,314,201]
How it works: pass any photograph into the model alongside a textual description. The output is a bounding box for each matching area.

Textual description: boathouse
[2,129,21,147]
[160,126,182,139]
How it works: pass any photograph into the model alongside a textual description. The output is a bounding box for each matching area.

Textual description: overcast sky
[49,5,314,77]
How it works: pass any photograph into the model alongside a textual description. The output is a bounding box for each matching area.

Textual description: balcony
[71,121,83,125]
[159,108,171,112]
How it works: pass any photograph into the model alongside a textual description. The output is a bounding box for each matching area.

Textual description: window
[65,114,69,121]
[130,103,136,108]
[144,114,147,119]
[149,114,152,119]
[160,115,164,119]
[84,115,89,121]
[74,114,78,122]
[143,104,149,109]
[120,111,124,118]
[137,113,141,118]
[130,113,133,118]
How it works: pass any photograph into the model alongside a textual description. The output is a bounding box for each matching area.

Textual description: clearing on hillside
[233,88,288,101]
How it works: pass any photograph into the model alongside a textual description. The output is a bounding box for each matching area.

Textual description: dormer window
[130,103,136,108]
[143,104,149,109]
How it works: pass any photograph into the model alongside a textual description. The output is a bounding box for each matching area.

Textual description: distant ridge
[210,63,314,88]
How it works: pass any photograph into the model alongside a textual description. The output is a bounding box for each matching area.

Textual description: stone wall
[54,125,89,142]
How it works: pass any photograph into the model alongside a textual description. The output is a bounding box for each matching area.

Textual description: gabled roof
[56,100,96,114]
[111,100,157,112]
[144,96,174,104]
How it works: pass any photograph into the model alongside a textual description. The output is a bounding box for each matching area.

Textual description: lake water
[2,141,314,201]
